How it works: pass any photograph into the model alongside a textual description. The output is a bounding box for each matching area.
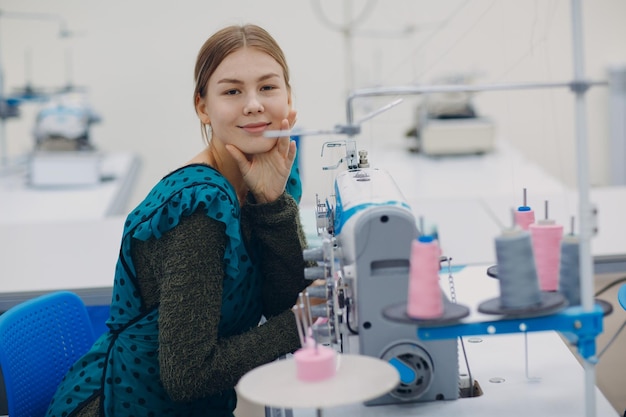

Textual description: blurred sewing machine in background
[0,9,103,187]
[29,91,103,187]
[33,91,101,152]
[406,73,495,156]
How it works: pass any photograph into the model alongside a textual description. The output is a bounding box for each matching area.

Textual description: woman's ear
[195,94,211,124]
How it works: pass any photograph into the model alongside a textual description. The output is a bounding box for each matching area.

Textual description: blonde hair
[193,24,291,143]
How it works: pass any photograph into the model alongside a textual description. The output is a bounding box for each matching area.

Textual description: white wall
[1,0,625,210]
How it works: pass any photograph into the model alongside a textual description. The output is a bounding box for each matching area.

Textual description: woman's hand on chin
[226,110,297,203]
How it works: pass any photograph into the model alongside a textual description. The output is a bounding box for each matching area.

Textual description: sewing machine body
[323,167,460,404]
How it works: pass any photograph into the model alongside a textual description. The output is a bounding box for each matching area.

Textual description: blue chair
[618,284,626,311]
[0,291,95,417]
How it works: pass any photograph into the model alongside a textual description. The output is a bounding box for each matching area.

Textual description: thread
[407,235,443,319]
[292,300,337,382]
[515,206,535,230]
[529,220,564,291]
[559,235,580,306]
[515,189,535,230]
[293,345,337,382]
[495,230,542,309]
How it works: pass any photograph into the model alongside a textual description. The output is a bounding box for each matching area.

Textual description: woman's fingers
[225,144,250,176]
[277,109,298,159]
[287,109,298,130]
[276,118,291,156]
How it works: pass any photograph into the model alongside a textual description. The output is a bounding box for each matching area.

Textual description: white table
[406,197,500,266]
[358,139,626,270]
[367,139,567,202]
[1,206,322,312]
[0,216,125,311]
[0,150,140,310]
[0,151,140,224]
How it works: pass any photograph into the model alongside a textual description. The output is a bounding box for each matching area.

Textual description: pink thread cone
[294,345,336,382]
[530,221,564,291]
[515,208,535,230]
[407,237,443,319]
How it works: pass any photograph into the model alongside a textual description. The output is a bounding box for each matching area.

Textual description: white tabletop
[0,150,139,310]
[367,139,567,202]
[0,216,125,310]
[407,197,500,266]
[336,139,626,269]
[0,151,140,224]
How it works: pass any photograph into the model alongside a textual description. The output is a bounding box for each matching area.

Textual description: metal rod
[345,79,607,125]
[570,1,596,416]
[292,306,305,348]
[0,15,7,168]
[355,98,403,125]
[0,116,7,168]
[305,292,313,330]
[312,324,319,354]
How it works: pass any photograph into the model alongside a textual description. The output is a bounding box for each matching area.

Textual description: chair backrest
[0,291,95,417]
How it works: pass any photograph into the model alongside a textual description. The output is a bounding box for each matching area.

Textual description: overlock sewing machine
[303,142,461,406]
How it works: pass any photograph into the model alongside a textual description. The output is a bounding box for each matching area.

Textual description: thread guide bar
[415,304,604,360]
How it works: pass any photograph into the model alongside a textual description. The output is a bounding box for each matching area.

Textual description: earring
[204,123,213,142]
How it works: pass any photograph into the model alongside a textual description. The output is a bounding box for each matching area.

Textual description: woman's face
[198,47,291,155]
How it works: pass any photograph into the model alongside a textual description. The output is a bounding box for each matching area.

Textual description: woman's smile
[239,121,271,134]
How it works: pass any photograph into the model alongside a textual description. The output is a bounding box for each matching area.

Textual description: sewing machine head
[308,161,460,405]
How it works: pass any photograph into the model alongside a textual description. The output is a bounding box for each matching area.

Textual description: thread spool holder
[414,305,603,361]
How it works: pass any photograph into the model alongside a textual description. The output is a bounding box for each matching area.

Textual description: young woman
[47,24,310,417]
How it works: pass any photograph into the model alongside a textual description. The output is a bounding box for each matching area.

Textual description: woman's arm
[139,211,301,402]
[242,192,310,318]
